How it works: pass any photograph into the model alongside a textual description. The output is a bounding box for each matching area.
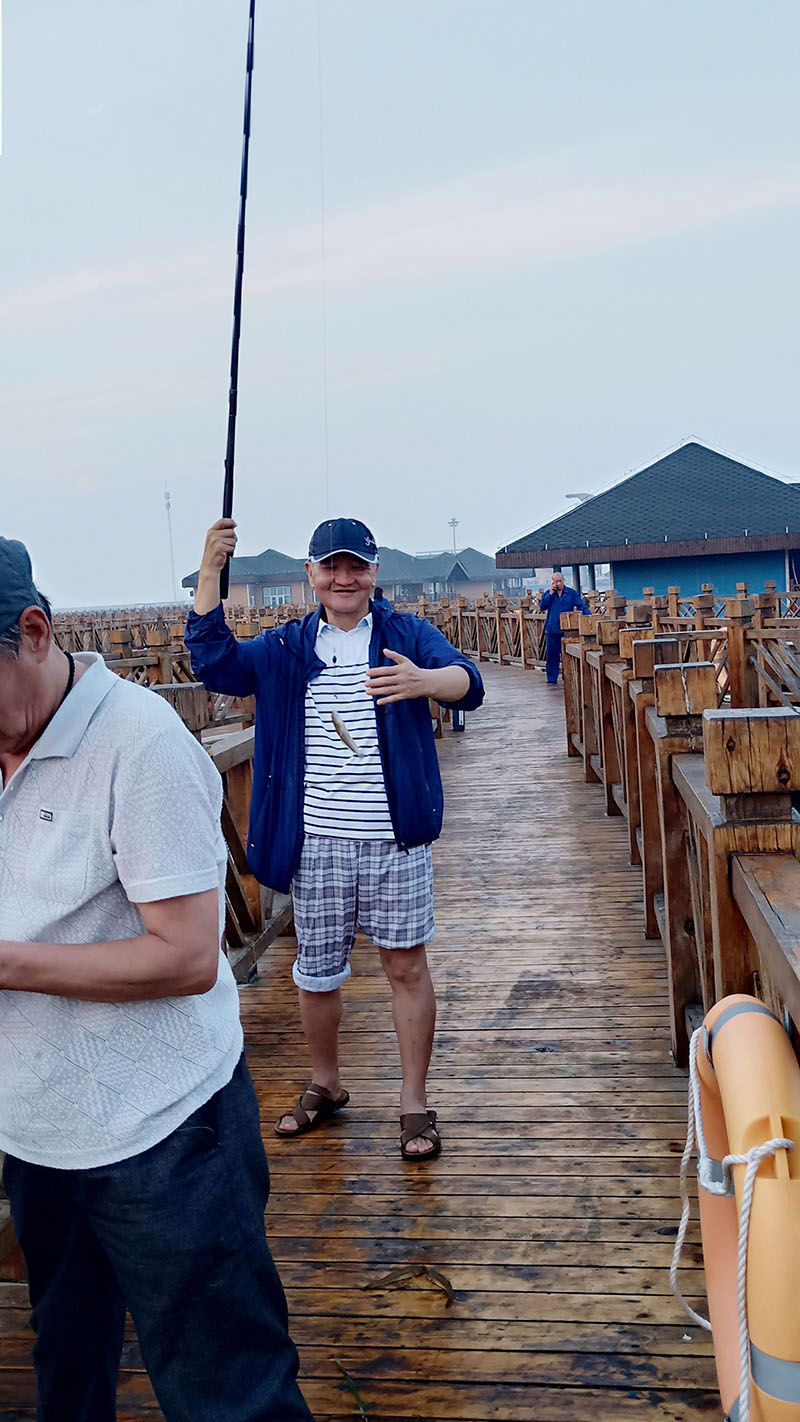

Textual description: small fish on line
[331,711,363,756]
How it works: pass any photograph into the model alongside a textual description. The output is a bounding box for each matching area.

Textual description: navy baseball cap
[0,538,38,636]
[307,518,378,565]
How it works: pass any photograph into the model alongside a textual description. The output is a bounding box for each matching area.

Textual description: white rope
[670,1029,713,1330]
[670,1027,794,1422]
[729,1136,793,1422]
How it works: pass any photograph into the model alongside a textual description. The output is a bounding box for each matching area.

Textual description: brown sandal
[274,1083,350,1137]
[400,1109,441,1162]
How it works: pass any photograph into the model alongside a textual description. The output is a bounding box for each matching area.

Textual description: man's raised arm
[185,519,262,697]
[194,518,239,615]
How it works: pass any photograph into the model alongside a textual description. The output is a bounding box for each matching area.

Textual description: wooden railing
[54,579,799,681]
[55,613,255,731]
[206,728,295,984]
[553,597,800,1071]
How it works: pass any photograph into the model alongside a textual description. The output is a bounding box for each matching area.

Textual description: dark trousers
[545,631,563,682]
[4,1055,313,1422]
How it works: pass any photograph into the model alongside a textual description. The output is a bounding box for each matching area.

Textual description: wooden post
[630,638,680,939]
[649,595,668,634]
[518,604,528,669]
[560,611,583,758]
[225,757,262,926]
[626,602,651,627]
[753,589,778,624]
[696,707,800,999]
[578,614,601,784]
[650,660,719,1062]
[667,587,680,619]
[691,593,715,631]
[724,596,757,708]
[151,683,210,737]
[109,627,131,661]
[604,593,627,622]
[145,623,173,685]
[476,597,488,662]
[703,705,800,799]
[607,629,647,859]
[456,599,466,655]
[654,661,718,720]
[495,595,508,666]
[592,621,624,815]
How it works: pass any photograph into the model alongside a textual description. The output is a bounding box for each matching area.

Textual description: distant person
[186,516,484,1162]
[0,538,312,1422]
[539,571,590,684]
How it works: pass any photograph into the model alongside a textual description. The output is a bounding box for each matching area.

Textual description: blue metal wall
[609,550,787,600]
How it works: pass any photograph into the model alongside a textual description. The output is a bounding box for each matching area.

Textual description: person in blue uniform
[539,571,590,684]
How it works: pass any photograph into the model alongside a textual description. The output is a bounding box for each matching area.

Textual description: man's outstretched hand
[365,651,429,705]
[366,652,470,707]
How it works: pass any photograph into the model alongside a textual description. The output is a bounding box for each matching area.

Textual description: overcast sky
[2,1,799,606]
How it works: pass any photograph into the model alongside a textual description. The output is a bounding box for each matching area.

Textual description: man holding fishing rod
[186,515,484,1161]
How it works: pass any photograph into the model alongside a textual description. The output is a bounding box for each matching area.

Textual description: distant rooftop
[182,543,527,590]
[497,442,800,566]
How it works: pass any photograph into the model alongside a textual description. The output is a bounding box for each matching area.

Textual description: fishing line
[316,0,331,516]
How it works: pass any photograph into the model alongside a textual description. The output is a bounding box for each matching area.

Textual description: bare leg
[276,987,344,1133]
[379,944,437,1155]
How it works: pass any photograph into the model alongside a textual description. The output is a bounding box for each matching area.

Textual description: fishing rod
[221,0,256,599]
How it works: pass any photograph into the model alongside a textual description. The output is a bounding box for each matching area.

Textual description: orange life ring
[692,995,800,1421]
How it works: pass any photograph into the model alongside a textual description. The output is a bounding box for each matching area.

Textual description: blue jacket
[184,602,485,892]
[539,587,590,635]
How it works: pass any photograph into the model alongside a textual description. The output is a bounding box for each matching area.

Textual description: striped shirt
[303,614,395,839]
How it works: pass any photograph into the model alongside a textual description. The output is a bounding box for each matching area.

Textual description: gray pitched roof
[183,544,508,590]
[497,443,800,559]
[376,547,502,583]
[182,548,305,590]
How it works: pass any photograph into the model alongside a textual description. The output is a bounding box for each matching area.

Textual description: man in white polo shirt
[0,539,312,1421]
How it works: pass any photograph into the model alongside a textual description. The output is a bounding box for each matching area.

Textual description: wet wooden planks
[255,662,717,1420]
[0,662,717,1418]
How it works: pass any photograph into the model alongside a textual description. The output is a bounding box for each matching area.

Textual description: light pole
[448,517,459,553]
[164,490,177,604]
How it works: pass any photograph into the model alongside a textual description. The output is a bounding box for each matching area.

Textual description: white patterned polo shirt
[0,653,242,1169]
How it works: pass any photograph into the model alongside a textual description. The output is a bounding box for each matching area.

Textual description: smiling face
[305,553,378,630]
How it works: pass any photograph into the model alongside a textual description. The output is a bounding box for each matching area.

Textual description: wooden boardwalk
[0,662,720,1418]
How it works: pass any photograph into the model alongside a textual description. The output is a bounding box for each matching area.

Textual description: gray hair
[0,591,53,660]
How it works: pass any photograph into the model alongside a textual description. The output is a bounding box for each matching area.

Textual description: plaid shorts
[290,836,435,992]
